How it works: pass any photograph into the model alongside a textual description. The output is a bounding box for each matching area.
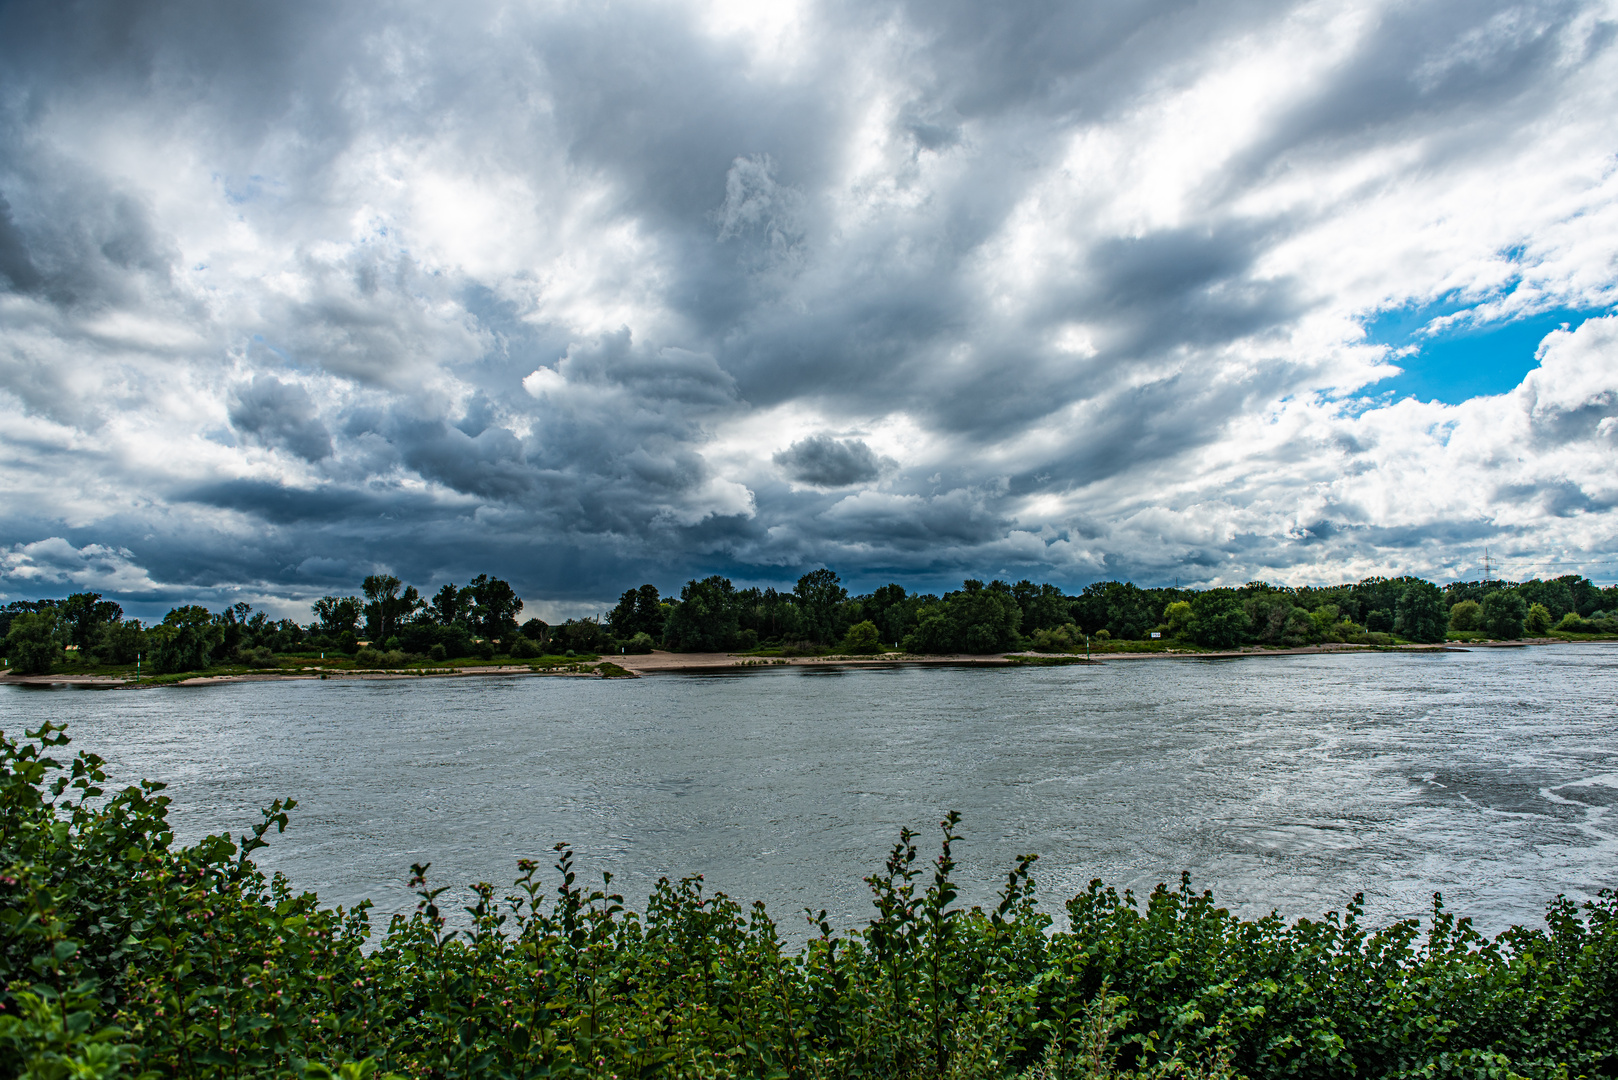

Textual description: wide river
[5,644,1616,942]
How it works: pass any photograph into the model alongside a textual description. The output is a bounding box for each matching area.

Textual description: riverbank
[4,636,1603,688]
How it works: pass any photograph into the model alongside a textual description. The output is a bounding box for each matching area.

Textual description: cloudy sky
[2,0,1617,619]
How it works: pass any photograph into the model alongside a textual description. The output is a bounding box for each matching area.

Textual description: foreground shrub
[2,724,1615,1080]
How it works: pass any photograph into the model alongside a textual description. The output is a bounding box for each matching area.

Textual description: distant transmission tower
[1482,546,1493,582]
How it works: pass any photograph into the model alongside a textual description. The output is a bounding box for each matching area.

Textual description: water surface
[5,645,1615,941]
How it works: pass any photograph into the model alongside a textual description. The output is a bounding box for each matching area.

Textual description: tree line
[607,568,1618,655]
[4,568,1616,676]
[0,572,540,676]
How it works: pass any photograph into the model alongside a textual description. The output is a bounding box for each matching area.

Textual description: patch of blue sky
[1361,297,1610,404]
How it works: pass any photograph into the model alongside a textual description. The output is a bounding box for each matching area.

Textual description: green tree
[90,619,146,665]
[794,569,849,643]
[1161,600,1194,638]
[1524,602,1554,635]
[1393,580,1447,643]
[860,583,922,645]
[3,608,63,675]
[1074,581,1161,640]
[361,575,422,642]
[1188,590,1250,649]
[58,592,123,650]
[466,574,522,642]
[427,583,471,626]
[1011,580,1070,633]
[1307,604,1345,640]
[663,576,740,651]
[607,588,642,638]
[903,580,1022,654]
[1480,590,1527,640]
[313,595,363,636]
[840,620,882,654]
[557,618,609,654]
[1448,599,1482,632]
[213,601,254,661]
[634,584,663,637]
[149,606,224,673]
[607,585,664,639]
[1516,578,1576,619]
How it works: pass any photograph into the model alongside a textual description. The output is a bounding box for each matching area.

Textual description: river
[4,644,1616,942]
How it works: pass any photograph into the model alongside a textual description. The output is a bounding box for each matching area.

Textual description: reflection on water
[3,644,1615,941]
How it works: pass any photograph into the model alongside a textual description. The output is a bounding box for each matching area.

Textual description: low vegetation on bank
[5,569,1617,679]
[3,724,1614,1080]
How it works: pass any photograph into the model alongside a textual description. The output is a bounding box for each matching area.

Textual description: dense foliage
[3,724,1615,1080]
[6,569,1618,677]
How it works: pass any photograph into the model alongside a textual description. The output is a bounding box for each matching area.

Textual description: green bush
[1448,599,1481,632]
[839,620,882,654]
[1030,623,1082,651]
[1553,612,1616,635]
[238,645,277,667]
[3,724,1615,1080]
[509,636,541,659]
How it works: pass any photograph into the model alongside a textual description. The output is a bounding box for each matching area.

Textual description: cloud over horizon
[2,0,1617,619]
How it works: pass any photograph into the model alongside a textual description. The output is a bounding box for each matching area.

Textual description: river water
[4,644,1616,941]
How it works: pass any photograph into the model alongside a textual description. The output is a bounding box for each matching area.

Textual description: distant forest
[4,567,1617,677]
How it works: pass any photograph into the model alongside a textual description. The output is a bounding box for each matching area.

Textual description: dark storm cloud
[0,195,43,293]
[774,435,886,487]
[2,0,1617,614]
[228,376,333,461]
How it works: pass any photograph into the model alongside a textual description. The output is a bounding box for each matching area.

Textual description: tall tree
[362,574,423,641]
[903,580,1022,654]
[634,584,663,637]
[794,569,848,644]
[1394,580,1447,643]
[1011,580,1070,633]
[466,574,522,641]
[428,583,470,627]
[313,595,363,636]
[150,606,224,674]
[59,592,123,650]
[607,588,641,638]
[1480,591,1527,640]
[1188,590,1250,649]
[3,607,64,675]
[663,576,739,651]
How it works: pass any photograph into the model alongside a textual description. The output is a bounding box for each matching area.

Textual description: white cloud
[0,538,163,596]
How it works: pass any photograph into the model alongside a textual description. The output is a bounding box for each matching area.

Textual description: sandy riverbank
[0,638,1575,688]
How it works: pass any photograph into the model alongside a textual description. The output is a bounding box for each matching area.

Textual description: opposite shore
[0,636,1597,688]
